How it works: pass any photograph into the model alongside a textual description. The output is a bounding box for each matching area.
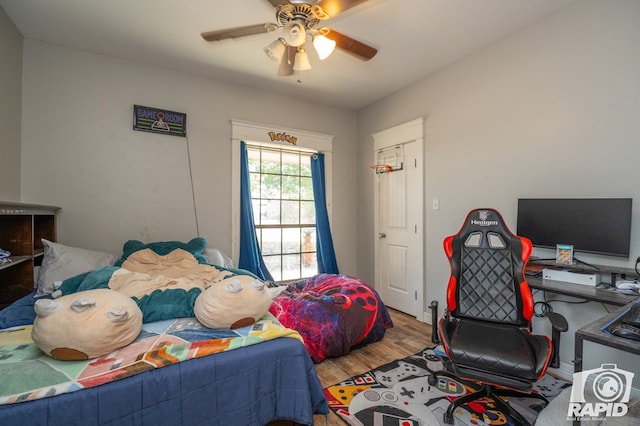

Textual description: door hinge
[414,158,417,167]
[415,290,418,300]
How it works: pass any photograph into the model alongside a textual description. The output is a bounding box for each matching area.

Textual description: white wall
[0,6,22,201]
[19,40,359,275]
[357,0,640,381]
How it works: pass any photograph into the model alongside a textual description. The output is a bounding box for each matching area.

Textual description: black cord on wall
[185,134,200,237]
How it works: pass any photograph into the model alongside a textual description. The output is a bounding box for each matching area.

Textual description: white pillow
[36,239,119,296]
[204,248,234,268]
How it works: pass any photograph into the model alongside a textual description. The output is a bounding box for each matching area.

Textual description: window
[247,144,317,281]
[231,120,336,281]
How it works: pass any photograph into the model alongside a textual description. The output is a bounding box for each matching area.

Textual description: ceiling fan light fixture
[293,47,312,71]
[283,21,307,47]
[312,34,336,60]
[264,38,287,62]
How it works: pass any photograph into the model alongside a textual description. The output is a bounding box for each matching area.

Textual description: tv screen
[516,198,632,258]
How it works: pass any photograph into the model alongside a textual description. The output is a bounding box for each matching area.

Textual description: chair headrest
[454,208,516,249]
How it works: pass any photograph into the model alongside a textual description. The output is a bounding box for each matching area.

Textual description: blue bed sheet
[0,295,329,425]
[0,291,43,329]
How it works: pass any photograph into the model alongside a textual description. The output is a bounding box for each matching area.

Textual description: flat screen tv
[516,198,633,258]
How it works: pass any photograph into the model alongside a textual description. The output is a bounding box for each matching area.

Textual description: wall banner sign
[133,105,186,137]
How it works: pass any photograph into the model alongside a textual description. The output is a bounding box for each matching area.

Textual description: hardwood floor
[312,308,433,425]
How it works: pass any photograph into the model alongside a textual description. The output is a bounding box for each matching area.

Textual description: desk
[528,259,639,284]
[574,300,640,374]
[527,272,639,424]
[573,300,640,425]
[527,276,638,306]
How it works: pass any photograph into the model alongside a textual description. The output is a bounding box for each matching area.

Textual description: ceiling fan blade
[326,29,377,61]
[317,0,370,17]
[278,45,297,76]
[201,23,277,42]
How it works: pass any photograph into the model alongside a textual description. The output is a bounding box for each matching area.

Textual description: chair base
[428,370,549,426]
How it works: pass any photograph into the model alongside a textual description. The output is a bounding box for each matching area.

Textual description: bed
[0,238,329,425]
[0,303,326,425]
[0,237,391,424]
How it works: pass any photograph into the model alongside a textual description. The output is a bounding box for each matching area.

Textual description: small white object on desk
[616,280,640,293]
[543,268,599,286]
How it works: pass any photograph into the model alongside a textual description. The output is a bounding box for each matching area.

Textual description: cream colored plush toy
[32,288,143,360]
[194,275,273,329]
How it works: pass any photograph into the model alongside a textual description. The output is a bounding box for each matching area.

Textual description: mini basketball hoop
[369,164,393,174]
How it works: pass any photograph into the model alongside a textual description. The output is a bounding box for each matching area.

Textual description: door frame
[372,117,424,321]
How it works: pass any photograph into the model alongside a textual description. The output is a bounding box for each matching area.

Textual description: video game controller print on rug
[323,347,570,426]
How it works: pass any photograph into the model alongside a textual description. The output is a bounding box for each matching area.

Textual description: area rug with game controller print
[323,346,570,425]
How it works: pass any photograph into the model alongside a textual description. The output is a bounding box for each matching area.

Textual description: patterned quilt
[0,313,301,405]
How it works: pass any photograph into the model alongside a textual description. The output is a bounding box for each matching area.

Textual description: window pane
[261,150,281,174]
[281,152,300,176]
[261,174,281,199]
[300,176,313,200]
[250,173,261,198]
[301,201,316,224]
[252,199,261,225]
[302,228,315,249]
[261,199,280,224]
[301,229,316,278]
[300,155,312,177]
[247,149,261,173]
[261,228,281,255]
[281,200,299,225]
[264,256,282,282]
[302,254,317,278]
[281,254,301,281]
[281,175,299,200]
[283,228,300,254]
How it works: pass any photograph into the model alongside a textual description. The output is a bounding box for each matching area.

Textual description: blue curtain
[311,153,339,274]
[238,142,274,281]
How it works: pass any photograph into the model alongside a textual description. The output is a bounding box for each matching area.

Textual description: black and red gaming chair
[429,208,567,425]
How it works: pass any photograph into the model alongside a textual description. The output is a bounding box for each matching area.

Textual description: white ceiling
[0,0,577,110]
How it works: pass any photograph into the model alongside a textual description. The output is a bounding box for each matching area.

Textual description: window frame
[247,144,316,281]
[231,120,334,272]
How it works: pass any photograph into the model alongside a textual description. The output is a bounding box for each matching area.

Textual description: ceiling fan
[201,0,377,76]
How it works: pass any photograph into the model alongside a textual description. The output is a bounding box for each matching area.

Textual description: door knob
[378,232,386,238]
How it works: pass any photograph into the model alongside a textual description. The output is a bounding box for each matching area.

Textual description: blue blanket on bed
[0,292,45,329]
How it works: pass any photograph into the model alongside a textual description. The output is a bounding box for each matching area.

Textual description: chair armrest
[545,312,568,368]
[546,311,568,332]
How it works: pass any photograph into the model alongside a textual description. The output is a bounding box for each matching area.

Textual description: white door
[375,138,423,318]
